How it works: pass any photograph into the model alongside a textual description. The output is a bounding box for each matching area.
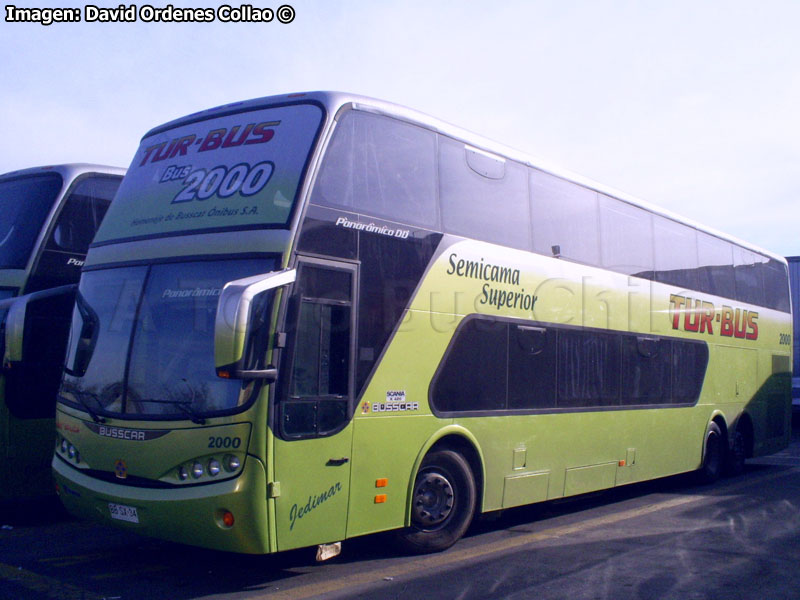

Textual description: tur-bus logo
[139,121,280,166]
[670,294,758,340]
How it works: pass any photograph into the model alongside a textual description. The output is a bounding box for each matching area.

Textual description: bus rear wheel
[396,449,476,554]
[725,426,747,476]
[697,422,724,484]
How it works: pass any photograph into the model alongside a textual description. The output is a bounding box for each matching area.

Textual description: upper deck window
[0,172,63,269]
[531,171,600,266]
[310,110,438,230]
[93,102,324,244]
[439,138,530,249]
[47,175,120,253]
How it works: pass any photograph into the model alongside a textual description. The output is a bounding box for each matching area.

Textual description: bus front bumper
[52,454,271,554]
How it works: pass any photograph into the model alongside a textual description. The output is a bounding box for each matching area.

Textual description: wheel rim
[411,471,455,528]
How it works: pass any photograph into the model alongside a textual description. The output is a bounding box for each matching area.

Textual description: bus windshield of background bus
[59,257,278,419]
[0,173,63,269]
[92,102,323,244]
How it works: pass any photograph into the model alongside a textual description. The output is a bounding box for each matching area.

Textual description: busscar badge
[114,459,128,479]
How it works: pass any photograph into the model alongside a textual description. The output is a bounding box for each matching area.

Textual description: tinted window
[47,175,120,253]
[290,301,350,397]
[61,267,147,413]
[672,340,709,402]
[0,173,63,269]
[311,111,438,229]
[439,137,530,249]
[283,264,353,438]
[507,325,556,409]
[531,171,600,265]
[60,259,275,420]
[558,329,620,407]
[761,258,790,312]
[430,317,708,414]
[653,216,698,290]
[431,318,507,412]
[356,230,441,394]
[599,195,654,277]
[26,174,123,293]
[697,232,735,299]
[126,260,268,416]
[621,336,671,404]
[733,247,764,306]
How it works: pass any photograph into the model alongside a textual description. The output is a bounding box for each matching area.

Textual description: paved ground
[1,423,799,600]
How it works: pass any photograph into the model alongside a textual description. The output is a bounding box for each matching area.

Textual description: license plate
[108,502,139,523]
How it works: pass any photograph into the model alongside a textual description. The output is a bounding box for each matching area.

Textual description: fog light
[224,455,240,472]
[178,466,188,481]
[192,462,204,479]
[222,511,234,527]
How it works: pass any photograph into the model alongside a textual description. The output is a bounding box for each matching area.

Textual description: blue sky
[2,0,799,256]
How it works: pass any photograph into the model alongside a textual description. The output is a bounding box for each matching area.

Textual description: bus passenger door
[272,258,356,551]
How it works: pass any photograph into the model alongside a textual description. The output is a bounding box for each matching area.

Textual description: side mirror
[2,285,77,419]
[3,284,77,367]
[214,269,296,380]
[63,290,99,377]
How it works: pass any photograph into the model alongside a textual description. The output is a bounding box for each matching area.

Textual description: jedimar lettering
[289,482,343,530]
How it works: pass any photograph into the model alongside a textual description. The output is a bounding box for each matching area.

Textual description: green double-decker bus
[50,93,791,555]
[0,164,124,500]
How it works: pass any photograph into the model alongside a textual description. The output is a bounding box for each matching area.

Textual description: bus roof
[143,91,785,265]
[0,163,126,181]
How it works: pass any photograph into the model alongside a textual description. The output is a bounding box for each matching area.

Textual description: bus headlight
[167,454,244,484]
[224,454,240,472]
[57,437,82,466]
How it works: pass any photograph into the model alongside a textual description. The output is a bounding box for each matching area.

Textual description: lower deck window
[430,317,708,415]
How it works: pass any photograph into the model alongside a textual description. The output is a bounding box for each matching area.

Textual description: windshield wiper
[137,398,206,425]
[60,390,106,424]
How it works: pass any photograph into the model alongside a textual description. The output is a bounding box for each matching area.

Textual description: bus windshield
[0,173,63,269]
[59,257,278,420]
[92,101,324,244]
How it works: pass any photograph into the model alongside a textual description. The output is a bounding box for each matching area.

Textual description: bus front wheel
[396,449,476,554]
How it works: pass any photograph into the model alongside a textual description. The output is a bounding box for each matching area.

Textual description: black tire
[697,422,724,484]
[724,425,746,476]
[395,449,477,554]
